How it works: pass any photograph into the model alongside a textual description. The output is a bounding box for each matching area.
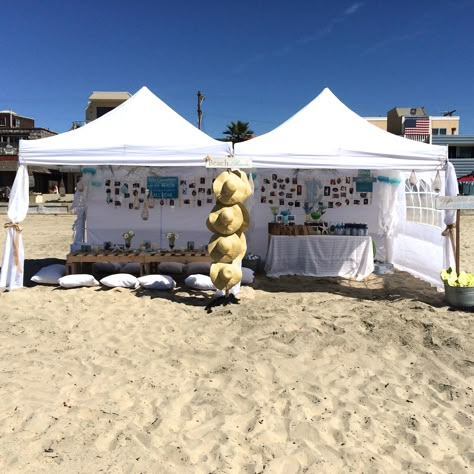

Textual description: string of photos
[102,175,217,216]
[257,173,373,209]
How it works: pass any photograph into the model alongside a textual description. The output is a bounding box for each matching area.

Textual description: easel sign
[436,195,474,273]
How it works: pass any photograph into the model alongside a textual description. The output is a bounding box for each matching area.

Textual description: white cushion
[120,262,141,275]
[185,261,212,275]
[92,262,121,274]
[137,274,176,290]
[242,267,255,285]
[100,273,139,289]
[157,262,186,274]
[184,274,216,290]
[59,274,99,288]
[31,264,65,285]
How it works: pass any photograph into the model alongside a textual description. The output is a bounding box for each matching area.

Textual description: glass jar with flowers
[122,230,135,249]
[303,203,313,223]
[270,206,280,222]
[166,232,179,250]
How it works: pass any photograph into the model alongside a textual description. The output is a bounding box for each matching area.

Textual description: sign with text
[436,195,474,210]
[146,176,179,198]
[205,156,253,169]
[354,172,375,193]
[357,169,372,179]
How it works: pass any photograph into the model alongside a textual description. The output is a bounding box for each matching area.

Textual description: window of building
[14,119,20,128]
[0,117,6,127]
[451,128,457,135]
[432,128,447,136]
[96,106,115,118]
[405,178,442,227]
[459,146,474,158]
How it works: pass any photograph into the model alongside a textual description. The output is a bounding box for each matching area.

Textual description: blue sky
[2,0,474,137]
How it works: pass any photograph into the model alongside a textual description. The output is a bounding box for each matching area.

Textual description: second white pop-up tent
[234,88,457,286]
[234,87,447,170]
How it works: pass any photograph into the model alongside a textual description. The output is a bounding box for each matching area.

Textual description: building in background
[0,111,57,191]
[364,116,387,132]
[366,107,460,144]
[432,134,474,190]
[366,107,473,191]
[85,91,131,123]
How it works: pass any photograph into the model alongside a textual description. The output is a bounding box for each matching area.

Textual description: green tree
[222,120,254,144]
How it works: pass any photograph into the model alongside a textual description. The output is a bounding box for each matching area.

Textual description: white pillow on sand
[184,274,216,290]
[241,267,255,285]
[100,273,139,289]
[137,274,176,290]
[185,261,212,275]
[31,264,65,285]
[157,262,185,274]
[59,274,99,288]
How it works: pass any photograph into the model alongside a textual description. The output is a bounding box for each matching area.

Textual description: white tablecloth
[265,235,374,280]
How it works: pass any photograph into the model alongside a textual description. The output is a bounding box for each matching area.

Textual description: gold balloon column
[207,170,252,295]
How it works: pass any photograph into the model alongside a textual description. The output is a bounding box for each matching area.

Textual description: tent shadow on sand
[20,259,455,311]
[250,272,447,308]
[131,287,241,313]
[132,286,218,309]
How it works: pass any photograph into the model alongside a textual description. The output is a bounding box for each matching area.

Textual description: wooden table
[66,250,211,275]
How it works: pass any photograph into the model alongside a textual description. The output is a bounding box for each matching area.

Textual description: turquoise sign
[147,176,179,198]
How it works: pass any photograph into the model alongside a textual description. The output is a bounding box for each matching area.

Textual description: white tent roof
[19,86,232,167]
[234,88,448,170]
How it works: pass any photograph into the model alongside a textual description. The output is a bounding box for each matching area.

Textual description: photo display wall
[257,173,373,209]
[101,175,216,211]
[97,171,373,214]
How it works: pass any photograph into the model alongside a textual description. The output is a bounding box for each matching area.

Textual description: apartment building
[366,108,460,143]
[85,91,131,123]
[0,111,57,189]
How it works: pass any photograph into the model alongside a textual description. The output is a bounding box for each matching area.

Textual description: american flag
[404,117,430,136]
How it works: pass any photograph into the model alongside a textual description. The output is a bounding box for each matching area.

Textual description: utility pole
[197,91,205,130]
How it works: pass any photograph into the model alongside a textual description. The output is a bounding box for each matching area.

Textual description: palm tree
[222,120,254,144]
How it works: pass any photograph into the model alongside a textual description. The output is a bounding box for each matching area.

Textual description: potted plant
[440,267,474,308]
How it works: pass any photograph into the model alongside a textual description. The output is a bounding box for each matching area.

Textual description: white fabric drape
[443,161,458,270]
[0,164,30,290]
[374,172,402,263]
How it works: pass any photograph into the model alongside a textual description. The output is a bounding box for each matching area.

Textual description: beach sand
[0,214,473,473]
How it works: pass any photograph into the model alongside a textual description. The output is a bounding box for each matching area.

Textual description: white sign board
[205,155,253,169]
[436,196,474,210]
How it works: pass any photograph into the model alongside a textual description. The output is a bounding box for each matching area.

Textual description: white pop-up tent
[19,86,232,167]
[234,88,447,170]
[0,86,232,290]
[234,88,458,286]
[0,86,458,291]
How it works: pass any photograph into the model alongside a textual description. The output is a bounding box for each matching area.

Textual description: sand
[0,214,473,473]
